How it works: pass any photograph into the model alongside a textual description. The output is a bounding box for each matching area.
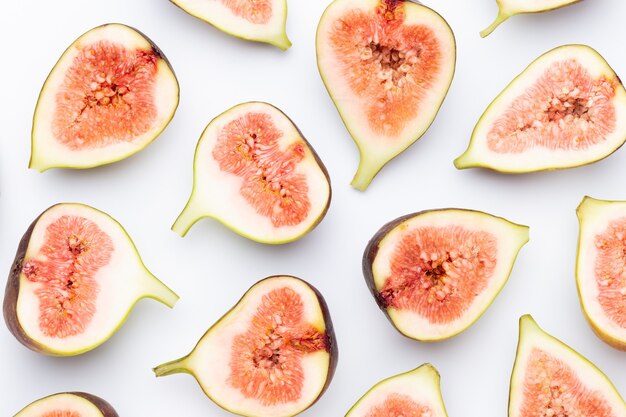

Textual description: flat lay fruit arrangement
[1,0,626,416]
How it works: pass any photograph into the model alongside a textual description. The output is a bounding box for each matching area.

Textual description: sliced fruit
[481,0,581,38]
[153,275,337,417]
[576,196,626,351]
[3,203,178,356]
[455,44,626,173]
[172,102,331,244]
[316,0,456,191]
[509,315,626,417]
[364,209,529,341]
[345,364,448,417]
[171,0,290,50]
[13,392,118,417]
[31,23,179,171]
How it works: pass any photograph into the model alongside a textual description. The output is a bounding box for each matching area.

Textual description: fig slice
[172,102,331,244]
[364,209,529,341]
[153,275,337,417]
[3,203,179,356]
[481,0,580,38]
[171,0,291,50]
[31,23,179,171]
[345,364,448,417]
[13,392,118,417]
[509,315,626,417]
[576,196,626,351]
[316,0,456,191]
[455,44,626,173]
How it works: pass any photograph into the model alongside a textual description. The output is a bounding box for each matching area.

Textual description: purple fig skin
[3,212,47,354]
[14,392,119,416]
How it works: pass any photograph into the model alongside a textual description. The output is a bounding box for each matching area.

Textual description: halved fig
[345,364,448,417]
[31,23,179,171]
[509,315,626,417]
[3,203,178,356]
[13,392,118,417]
[171,0,291,50]
[455,44,626,173]
[153,275,337,417]
[172,102,331,244]
[576,196,626,351]
[316,0,456,191]
[481,0,580,38]
[364,209,529,341]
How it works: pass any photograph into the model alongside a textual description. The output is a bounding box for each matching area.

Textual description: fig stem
[271,34,292,51]
[480,10,510,38]
[142,273,179,308]
[351,156,382,192]
[172,197,203,237]
[153,356,191,377]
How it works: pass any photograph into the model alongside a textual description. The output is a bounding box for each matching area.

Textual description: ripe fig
[31,23,179,171]
[455,44,626,173]
[3,203,178,356]
[171,0,291,50]
[172,102,331,244]
[481,0,581,38]
[364,209,529,341]
[509,315,626,417]
[13,392,118,417]
[576,196,626,351]
[345,364,448,417]
[316,0,456,191]
[153,275,337,417]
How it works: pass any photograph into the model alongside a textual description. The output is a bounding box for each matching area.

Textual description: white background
[1,0,625,416]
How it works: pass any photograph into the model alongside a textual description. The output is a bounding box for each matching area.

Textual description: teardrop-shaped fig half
[13,392,118,417]
[345,364,448,417]
[153,275,337,417]
[316,0,456,191]
[481,0,581,37]
[3,203,179,356]
[364,209,529,341]
[172,102,331,244]
[509,315,626,417]
[455,44,626,173]
[171,0,291,50]
[31,23,179,171]
[576,196,626,351]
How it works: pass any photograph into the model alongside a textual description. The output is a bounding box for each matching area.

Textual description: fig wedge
[345,364,448,417]
[172,102,331,244]
[455,44,626,173]
[31,23,179,171]
[481,0,581,38]
[509,315,626,417]
[171,0,291,50]
[3,203,178,356]
[13,392,118,417]
[154,275,337,417]
[576,196,626,351]
[364,209,529,341]
[316,0,456,191]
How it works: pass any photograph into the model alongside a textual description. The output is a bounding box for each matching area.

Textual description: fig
[316,0,456,191]
[455,44,626,173]
[172,102,331,244]
[345,364,448,417]
[3,203,178,356]
[509,315,626,417]
[153,275,337,417]
[576,196,626,351]
[364,209,529,341]
[481,0,580,38]
[171,0,291,50]
[13,392,118,417]
[31,23,179,171]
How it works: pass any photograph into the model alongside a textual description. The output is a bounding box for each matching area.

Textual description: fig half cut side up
[3,203,178,356]
[153,275,337,417]
[31,23,179,171]
[13,392,119,417]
